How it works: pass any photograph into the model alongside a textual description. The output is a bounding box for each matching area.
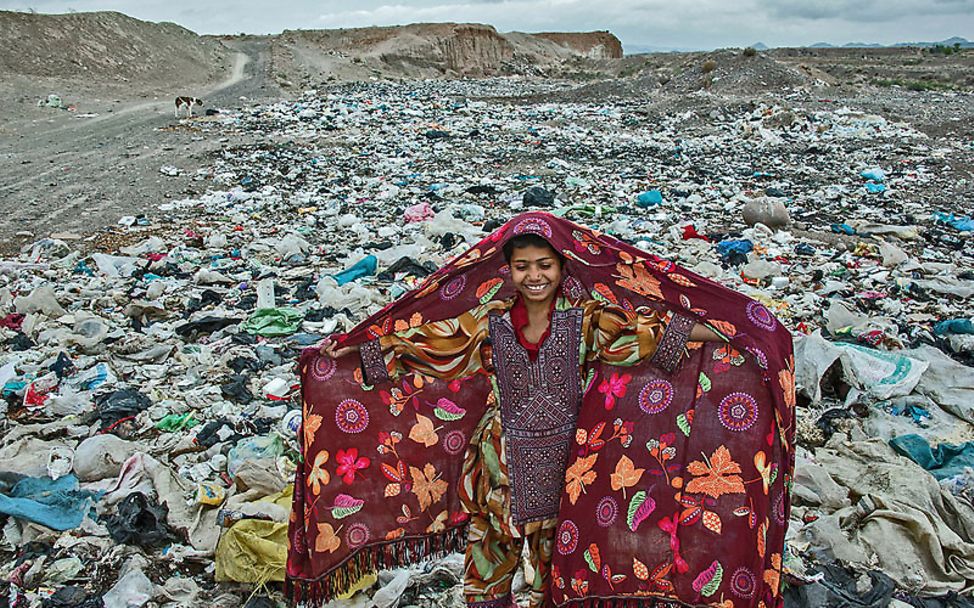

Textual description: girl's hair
[502,233,565,266]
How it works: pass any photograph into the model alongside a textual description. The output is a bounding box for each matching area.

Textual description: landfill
[1,77,973,608]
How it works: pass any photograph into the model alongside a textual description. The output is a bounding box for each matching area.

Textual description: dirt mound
[662,49,816,95]
[269,23,623,86]
[0,10,229,90]
[771,46,974,91]
[515,49,820,103]
[533,31,623,59]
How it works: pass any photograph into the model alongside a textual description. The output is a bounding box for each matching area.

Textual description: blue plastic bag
[860,168,886,182]
[716,239,754,257]
[932,212,974,232]
[333,255,378,286]
[636,190,663,207]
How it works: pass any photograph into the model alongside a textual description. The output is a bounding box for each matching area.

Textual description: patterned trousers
[460,404,558,608]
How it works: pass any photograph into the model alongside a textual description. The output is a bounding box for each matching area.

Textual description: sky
[1,0,972,51]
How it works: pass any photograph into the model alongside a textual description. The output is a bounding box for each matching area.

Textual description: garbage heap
[1,80,973,608]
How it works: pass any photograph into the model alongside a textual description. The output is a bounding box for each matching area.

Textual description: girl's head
[503,234,564,305]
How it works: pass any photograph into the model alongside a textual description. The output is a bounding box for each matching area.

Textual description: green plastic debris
[242,308,303,337]
[154,413,199,432]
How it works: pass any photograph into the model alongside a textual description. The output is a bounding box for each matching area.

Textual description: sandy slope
[0,38,276,253]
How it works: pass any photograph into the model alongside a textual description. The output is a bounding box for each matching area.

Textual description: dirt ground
[0,37,282,254]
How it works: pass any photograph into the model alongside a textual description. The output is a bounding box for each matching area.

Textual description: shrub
[743,47,757,57]
[701,60,717,73]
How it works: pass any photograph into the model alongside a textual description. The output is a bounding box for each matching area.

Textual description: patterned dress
[360,295,693,607]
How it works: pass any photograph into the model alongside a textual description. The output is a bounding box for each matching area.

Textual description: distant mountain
[574,36,971,55]
[892,36,972,48]
[808,36,970,49]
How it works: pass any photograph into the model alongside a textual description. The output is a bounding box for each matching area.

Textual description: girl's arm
[320,304,497,384]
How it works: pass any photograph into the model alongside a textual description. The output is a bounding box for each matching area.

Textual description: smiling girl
[318,229,722,608]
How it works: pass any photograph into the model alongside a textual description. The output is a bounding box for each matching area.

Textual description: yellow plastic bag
[215,486,292,584]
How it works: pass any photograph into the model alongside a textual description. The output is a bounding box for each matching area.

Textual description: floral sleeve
[360,303,497,384]
[581,300,694,372]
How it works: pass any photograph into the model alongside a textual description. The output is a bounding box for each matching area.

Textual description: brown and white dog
[174,96,204,118]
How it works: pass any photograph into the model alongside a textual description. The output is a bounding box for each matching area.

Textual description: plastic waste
[934,319,974,336]
[636,190,663,207]
[932,211,974,232]
[403,202,435,223]
[155,412,200,431]
[196,482,226,506]
[860,167,886,182]
[0,474,95,530]
[43,586,103,608]
[522,186,555,207]
[93,389,153,430]
[47,445,75,480]
[39,94,64,108]
[105,492,176,548]
[255,277,276,310]
[214,486,292,583]
[333,255,378,286]
[102,565,156,608]
[228,435,285,477]
[242,307,303,337]
[14,285,66,317]
[90,253,146,277]
[281,409,302,438]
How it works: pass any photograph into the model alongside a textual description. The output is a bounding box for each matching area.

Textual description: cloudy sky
[1,0,971,50]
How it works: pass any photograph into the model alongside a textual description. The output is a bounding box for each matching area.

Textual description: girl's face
[509,244,563,306]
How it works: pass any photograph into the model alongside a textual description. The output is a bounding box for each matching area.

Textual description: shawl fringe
[556,598,703,608]
[287,524,468,606]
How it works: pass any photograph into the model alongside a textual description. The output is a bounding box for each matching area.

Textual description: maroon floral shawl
[288,212,795,608]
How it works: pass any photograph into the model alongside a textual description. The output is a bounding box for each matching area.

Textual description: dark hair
[502,234,565,266]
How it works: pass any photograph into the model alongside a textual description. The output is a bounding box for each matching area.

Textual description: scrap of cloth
[890,434,974,482]
[0,474,96,531]
[288,211,796,608]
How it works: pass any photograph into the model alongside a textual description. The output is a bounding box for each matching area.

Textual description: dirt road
[0,38,279,254]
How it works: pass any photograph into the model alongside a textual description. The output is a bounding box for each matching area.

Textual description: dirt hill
[534,31,622,59]
[0,10,230,95]
[267,22,624,86]
[0,12,624,93]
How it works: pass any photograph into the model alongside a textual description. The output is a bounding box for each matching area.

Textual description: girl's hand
[319,336,359,359]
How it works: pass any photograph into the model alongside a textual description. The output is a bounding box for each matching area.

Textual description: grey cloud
[0,0,970,48]
[755,0,974,22]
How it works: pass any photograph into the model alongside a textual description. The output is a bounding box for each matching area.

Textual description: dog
[174,96,204,118]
